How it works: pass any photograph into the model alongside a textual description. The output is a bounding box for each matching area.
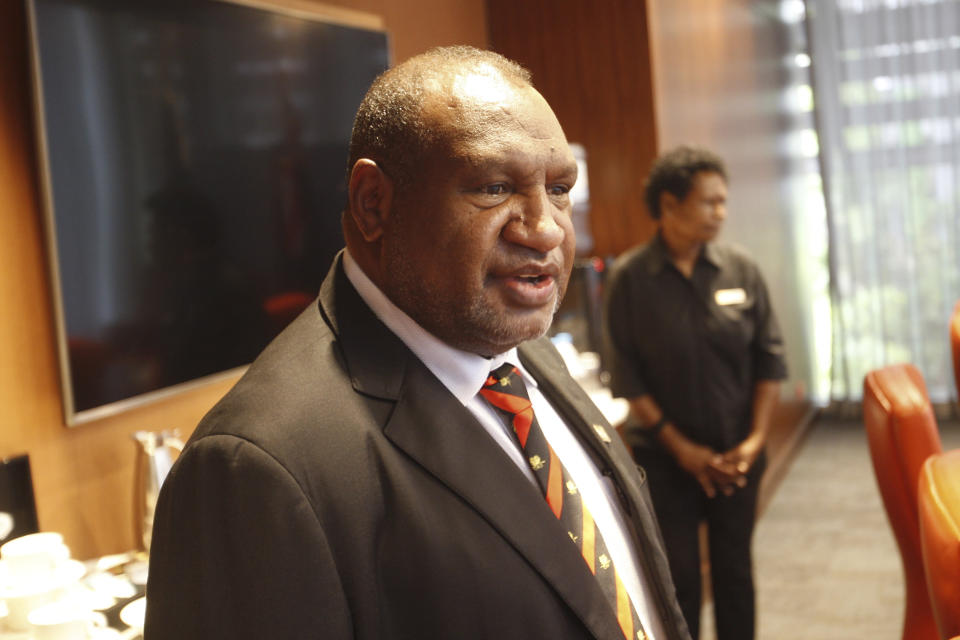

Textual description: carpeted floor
[697,416,960,640]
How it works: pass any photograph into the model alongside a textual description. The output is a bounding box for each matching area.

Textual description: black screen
[29,0,389,419]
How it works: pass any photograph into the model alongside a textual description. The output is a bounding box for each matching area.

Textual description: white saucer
[25,606,117,639]
[0,559,86,598]
[119,597,145,630]
[83,571,136,601]
[61,581,117,612]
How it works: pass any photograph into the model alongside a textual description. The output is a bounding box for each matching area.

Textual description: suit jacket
[144,255,691,640]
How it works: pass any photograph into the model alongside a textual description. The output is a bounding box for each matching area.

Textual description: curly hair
[643,146,728,219]
[346,46,532,192]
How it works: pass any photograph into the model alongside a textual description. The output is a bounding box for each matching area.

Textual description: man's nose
[503,190,566,253]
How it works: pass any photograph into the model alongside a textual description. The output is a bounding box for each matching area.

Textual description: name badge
[715,288,747,306]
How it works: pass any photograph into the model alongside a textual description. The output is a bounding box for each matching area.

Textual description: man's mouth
[494,265,560,307]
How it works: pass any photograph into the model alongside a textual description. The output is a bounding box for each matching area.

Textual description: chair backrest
[919,449,960,640]
[864,363,943,640]
[951,301,960,401]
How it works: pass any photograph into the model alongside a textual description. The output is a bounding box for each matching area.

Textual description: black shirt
[603,233,788,451]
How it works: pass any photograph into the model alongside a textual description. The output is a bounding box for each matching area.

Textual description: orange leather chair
[864,363,943,640]
[919,449,960,639]
[950,301,960,400]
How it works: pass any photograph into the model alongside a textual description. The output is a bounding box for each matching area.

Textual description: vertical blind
[806,0,960,405]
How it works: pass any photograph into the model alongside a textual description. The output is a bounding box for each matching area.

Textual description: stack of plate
[0,533,117,639]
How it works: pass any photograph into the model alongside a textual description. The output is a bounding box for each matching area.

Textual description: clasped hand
[674,436,763,498]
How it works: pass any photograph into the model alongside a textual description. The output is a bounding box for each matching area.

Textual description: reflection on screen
[30,0,389,418]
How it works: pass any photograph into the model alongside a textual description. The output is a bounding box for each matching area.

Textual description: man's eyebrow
[458,154,579,175]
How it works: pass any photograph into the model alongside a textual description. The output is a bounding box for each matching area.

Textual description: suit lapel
[521,339,684,638]
[383,360,626,640]
[518,339,645,510]
[320,256,628,640]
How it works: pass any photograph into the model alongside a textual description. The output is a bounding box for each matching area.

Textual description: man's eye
[548,184,571,196]
[480,184,509,196]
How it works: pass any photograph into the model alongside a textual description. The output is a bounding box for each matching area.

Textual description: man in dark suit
[144,46,691,640]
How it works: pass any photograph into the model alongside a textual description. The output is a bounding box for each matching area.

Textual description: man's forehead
[425,80,563,141]
[421,67,536,125]
[693,171,728,189]
[440,120,576,176]
[447,144,578,174]
[412,66,574,169]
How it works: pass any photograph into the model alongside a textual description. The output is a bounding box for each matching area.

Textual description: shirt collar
[701,241,722,268]
[342,249,537,403]
[645,232,670,275]
[646,230,721,274]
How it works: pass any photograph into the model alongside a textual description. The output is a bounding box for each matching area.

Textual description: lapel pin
[592,423,612,444]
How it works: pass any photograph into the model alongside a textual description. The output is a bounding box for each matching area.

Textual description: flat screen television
[25,0,390,424]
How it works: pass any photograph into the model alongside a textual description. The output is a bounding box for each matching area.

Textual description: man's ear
[659,191,678,218]
[347,159,394,242]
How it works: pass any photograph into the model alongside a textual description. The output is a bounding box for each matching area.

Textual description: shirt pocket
[708,289,756,355]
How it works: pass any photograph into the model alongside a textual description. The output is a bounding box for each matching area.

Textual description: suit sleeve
[144,434,352,640]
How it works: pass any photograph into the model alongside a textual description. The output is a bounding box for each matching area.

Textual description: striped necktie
[480,362,649,640]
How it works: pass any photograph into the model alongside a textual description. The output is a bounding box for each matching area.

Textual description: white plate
[0,559,86,598]
[119,597,146,630]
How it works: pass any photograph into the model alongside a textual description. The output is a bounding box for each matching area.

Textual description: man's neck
[660,229,702,278]
[342,247,520,402]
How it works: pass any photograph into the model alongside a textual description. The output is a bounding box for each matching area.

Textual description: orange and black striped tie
[480,362,649,640]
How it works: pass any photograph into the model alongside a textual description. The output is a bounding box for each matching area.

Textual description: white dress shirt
[343,250,664,639]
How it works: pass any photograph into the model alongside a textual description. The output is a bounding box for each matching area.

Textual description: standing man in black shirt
[602,146,787,640]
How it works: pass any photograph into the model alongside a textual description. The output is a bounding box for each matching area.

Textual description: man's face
[663,170,728,245]
[379,72,578,356]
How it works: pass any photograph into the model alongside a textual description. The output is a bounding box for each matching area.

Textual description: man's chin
[448,295,561,355]
[492,313,556,352]
[457,321,550,359]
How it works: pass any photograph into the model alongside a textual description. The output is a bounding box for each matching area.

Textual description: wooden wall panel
[486,0,660,257]
[319,0,488,63]
[0,0,486,561]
